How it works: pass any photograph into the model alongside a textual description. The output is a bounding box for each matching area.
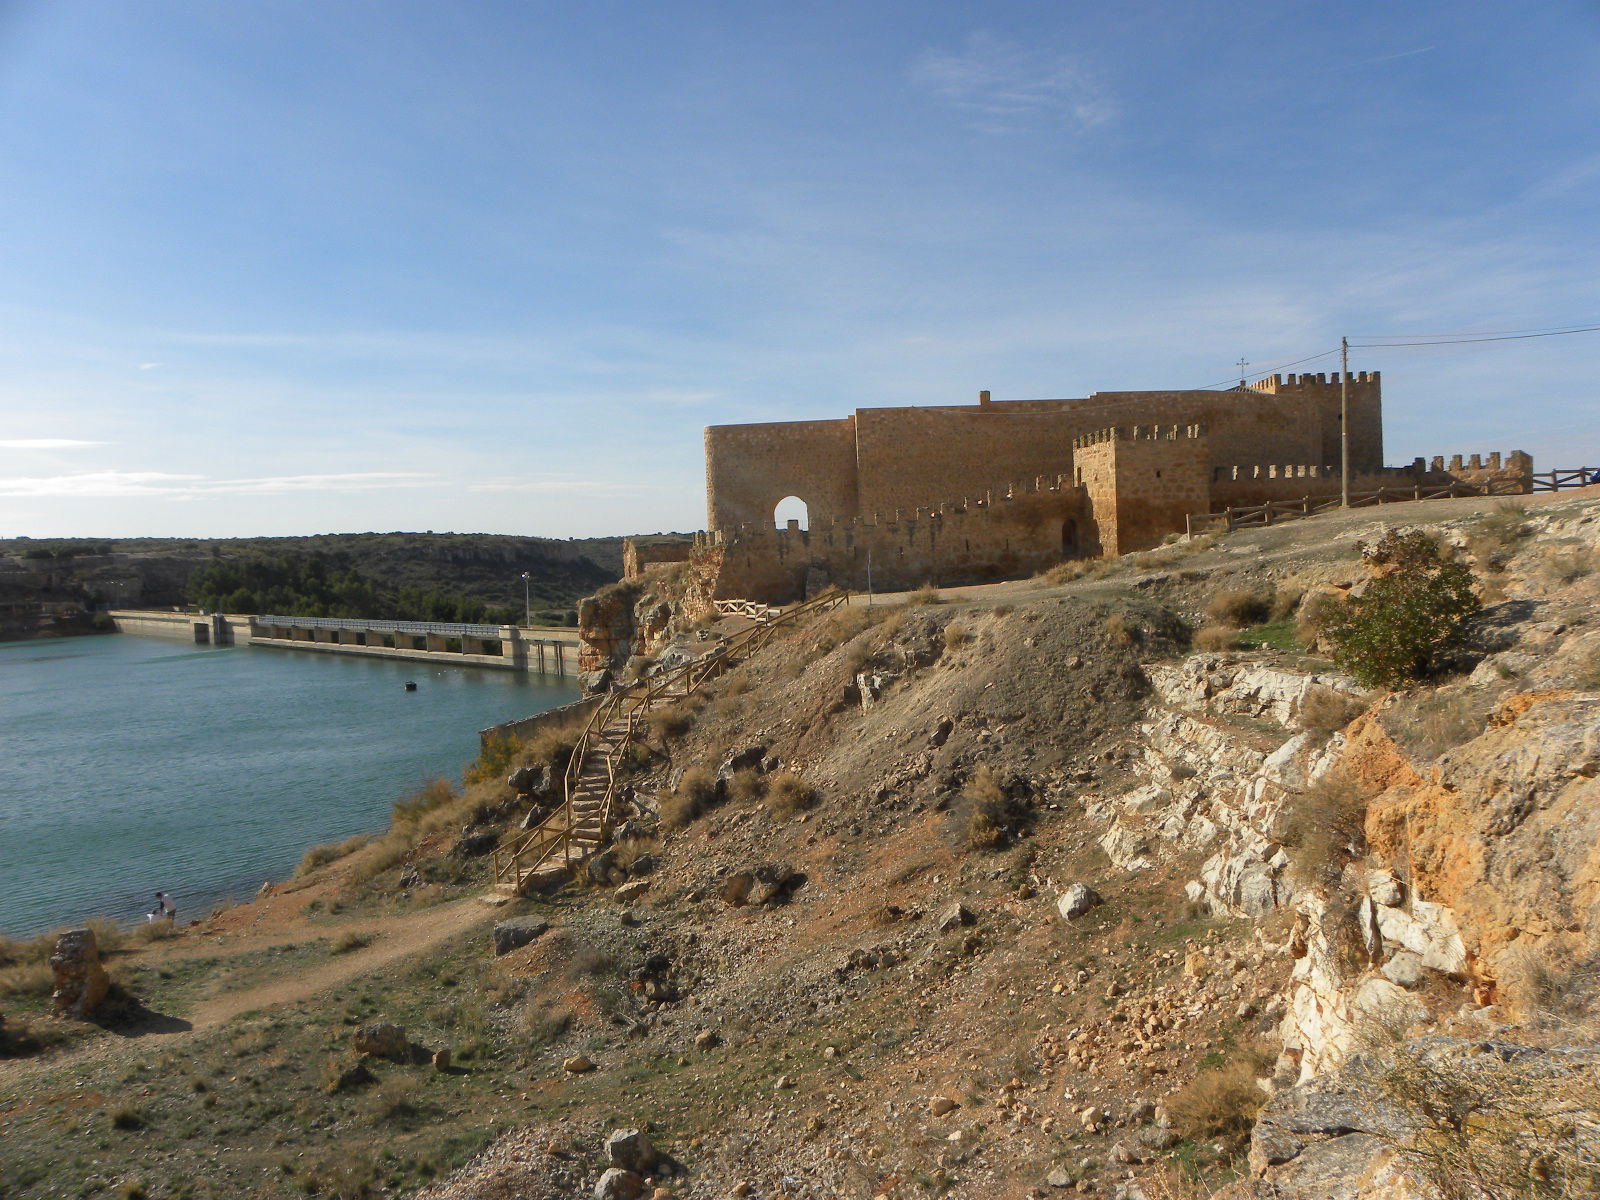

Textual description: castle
[625,372,1531,603]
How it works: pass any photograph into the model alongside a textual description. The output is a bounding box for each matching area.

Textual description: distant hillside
[0,532,629,622]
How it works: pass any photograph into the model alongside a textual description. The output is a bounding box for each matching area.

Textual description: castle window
[773,495,809,530]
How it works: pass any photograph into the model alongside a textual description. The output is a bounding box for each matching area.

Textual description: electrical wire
[1350,324,1600,349]
[1193,321,1600,392]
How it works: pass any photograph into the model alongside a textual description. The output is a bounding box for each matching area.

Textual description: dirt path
[0,897,498,1090]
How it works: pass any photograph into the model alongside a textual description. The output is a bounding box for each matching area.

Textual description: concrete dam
[109,609,581,676]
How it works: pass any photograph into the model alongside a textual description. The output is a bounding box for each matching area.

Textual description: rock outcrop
[49,928,110,1019]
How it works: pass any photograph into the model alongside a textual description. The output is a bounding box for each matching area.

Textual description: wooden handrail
[493,589,847,891]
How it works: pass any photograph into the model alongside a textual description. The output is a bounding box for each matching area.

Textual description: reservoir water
[0,634,577,938]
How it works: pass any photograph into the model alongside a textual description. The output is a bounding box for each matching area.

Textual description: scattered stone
[937,901,975,932]
[492,916,550,956]
[695,1029,721,1051]
[929,1094,961,1117]
[620,908,644,927]
[628,854,658,877]
[1366,869,1404,908]
[1057,884,1103,921]
[563,1054,595,1073]
[615,880,651,904]
[721,862,800,906]
[49,929,110,1019]
[431,1048,452,1072]
[605,1129,659,1174]
[1236,1001,1257,1021]
[731,1184,753,1198]
[1046,1167,1073,1188]
[352,1023,410,1061]
[593,1167,646,1200]
[652,1190,677,1200]
[720,744,769,775]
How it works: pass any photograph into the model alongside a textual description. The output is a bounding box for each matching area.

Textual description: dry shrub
[1205,588,1272,628]
[1295,589,1345,646]
[332,930,371,954]
[297,834,370,878]
[1574,643,1600,690]
[0,933,53,968]
[1370,1040,1600,1199]
[1192,625,1238,652]
[942,622,970,651]
[609,834,659,873]
[1270,585,1305,621]
[1281,773,1370,891]
[84,916,125,954]
[907,583,943,606]
[518,999,573,1048]
[1501,945,1600,1030]
[520,718,585,772]
[1468,500,1533,567]
[1539,543,1597,586]
[766,773,818,817]
[814,605,875,654]
[1167,1057,1269,1146]
[1388,690,1485,761]
[367,1077,417,1121]
[1131,548,1183,570]
[1186,534,1216,553]
[0,960,55,1000]
[1103,612,1135,646]
[463,730,521,786]
[128,919,179,946]
[962,766,1027,851]
[345,829,414,885]
[0,1013,71,1058]
[1298,686,1363,738]
[726,769,766,806]
[644,704,693,741]
[661,766,719,829]
[392,777,458,826]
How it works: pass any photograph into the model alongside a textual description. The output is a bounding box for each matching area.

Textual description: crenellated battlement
[1246,370,1379,393]
[1072,423,1207,450]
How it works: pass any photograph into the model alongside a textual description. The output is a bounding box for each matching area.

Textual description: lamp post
[520,572,530,627]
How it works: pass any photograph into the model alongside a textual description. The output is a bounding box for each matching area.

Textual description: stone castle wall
[702,373,1381,535]
[1074,425,1212,555]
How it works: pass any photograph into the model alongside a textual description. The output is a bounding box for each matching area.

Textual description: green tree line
[186,553,521,625]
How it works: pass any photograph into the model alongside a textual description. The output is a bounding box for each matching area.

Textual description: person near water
[148,891,176,923]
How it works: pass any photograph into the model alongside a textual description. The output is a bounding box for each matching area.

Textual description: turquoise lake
[0,634,577,938]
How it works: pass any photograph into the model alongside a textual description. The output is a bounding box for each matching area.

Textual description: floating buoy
[404,681,418,691]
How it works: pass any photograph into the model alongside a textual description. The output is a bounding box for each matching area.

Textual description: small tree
[1325,530,1480,688]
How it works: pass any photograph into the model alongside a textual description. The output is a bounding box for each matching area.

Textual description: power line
[1350,324,1600,349]
[1352,321,1600,341]
[1189,347,1338,391]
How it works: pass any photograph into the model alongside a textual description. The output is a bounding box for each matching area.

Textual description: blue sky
[0,0,1596,538]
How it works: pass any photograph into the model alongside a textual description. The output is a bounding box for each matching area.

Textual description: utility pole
[866,549,874,608]
[520,571,530,627]
[1340,336,1351,508]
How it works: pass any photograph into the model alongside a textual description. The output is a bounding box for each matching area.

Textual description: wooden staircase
[491,590,847,896]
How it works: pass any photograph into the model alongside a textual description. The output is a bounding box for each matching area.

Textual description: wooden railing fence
[491,589,848,892]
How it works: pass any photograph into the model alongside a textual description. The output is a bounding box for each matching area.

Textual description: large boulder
[593,1168,645,1200]
[352,1022,411,1061]
[720,863,801,907]
[50,929,110,1019]
[604,1128,659,1173]
[493,916,551,956]
[454,826,500,857]
[1057,883,1104,921]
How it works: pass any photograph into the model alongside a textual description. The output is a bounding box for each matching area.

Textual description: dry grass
[1467,500,1534,568]
[1500,945,1600,1031]
[1294,589,1345,646]
[813,605,877,654]
[660,766,719,829]
[391,777,459,826]
[1103,612,1135,646]
[332,930,371,954]
[765,773,818,818]
[942,622,970,651]
[644,704,694,741]
[1386,690,1486,761]
[726,769,766,806]
[906,583,943,606]
[1204,587,1272,629]
[1538,543,1597,586]
[0,959,55,1001]
[1166,1055,1270,1147]
[1270,585,1305,621]
[1042,557,1116,584]
[1369,1039,1600,1200]
[1192,624,1238,652]
[297,834,370,878]
[1281,773,1370,892]
[962,766,1027,851]
[1298,686,1363,738]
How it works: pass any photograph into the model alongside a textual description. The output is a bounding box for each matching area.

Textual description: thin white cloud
[910,32,1115,133]
[137,362,165,370]
[465,477,665,495]
[0,470,438,498]
[0,438,105,450]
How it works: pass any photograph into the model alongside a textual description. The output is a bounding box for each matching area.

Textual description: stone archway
[1061,518,1080,558]
[774,495,810,530]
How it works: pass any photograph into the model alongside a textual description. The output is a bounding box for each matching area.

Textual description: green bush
[1324,531,1481,688]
